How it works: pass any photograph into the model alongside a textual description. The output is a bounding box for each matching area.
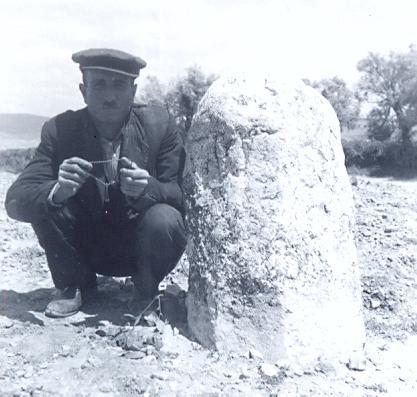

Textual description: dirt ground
[1,169,417,396]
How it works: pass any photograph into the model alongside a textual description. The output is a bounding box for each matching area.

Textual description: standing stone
[184,75,365,367]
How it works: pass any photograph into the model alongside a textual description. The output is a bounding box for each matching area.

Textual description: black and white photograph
[0,1,417,395]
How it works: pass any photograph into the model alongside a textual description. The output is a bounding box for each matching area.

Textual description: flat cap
[72,48,146,78]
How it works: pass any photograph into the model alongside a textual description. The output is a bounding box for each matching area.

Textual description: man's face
[79,70,137,124]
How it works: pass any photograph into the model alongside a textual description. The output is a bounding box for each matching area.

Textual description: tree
[366,107,398,142]
[166,66,218,136]
[136,75,166,106]
[305,77,361,131]
[357,47,417,149]
[136,66,217,140]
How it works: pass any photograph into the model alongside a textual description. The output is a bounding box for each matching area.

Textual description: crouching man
[5,48,187,318]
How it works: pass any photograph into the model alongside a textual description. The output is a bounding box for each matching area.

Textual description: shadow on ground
[0,277,190,338]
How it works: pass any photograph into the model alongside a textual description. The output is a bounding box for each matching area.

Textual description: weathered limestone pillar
[184,75,365,368]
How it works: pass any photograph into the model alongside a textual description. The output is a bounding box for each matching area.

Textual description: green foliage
[357,46,417,148]
[305,77,360,131]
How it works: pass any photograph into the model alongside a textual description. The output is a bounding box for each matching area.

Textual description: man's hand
[53,157,92,204]
[119,157,149,198]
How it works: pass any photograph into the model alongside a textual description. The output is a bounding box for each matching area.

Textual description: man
[5,48,187,318]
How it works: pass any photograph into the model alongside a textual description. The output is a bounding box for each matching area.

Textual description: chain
[87,158,125,186]
[85,172,113,187]
[90,159,122,165]
[80,158,134,201]
[90,158,134,167]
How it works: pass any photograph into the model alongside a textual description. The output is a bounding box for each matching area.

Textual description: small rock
[165,284,184,297]
[350,176,358,186]
[144,312,165,332]
[98,383,114,393]
[387,299,397,311]
[86,357,103,368]
[249,348,264,360]
[16,370,25,378]
[314,359,335,374]
[142,355,157,364]
[370,298,381,309]
[96,329,107,337]
[0,317,14,328]
[144,345,156,356]
[384,228,394,233]
[239,367,251,379]
[347,354,366,371]
[151,372,166,380]
[115,328,156,351]
[61,345,71,357]
[275,359,291,370]
[259,363,279,377]
[125,351,146,360]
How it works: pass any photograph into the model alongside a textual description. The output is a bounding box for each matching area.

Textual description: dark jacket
[5,104,185,224]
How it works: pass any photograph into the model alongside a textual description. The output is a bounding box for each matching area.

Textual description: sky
[0,0,416,117]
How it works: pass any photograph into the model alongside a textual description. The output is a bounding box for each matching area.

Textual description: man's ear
[132,83,137,98]
[79,83,87,104]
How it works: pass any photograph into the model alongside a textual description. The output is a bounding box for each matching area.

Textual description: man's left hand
[119,157,149,198]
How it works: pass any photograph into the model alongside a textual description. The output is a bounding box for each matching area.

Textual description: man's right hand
[52,157,92,204]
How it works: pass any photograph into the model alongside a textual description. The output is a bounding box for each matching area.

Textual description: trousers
[32,200,187,290]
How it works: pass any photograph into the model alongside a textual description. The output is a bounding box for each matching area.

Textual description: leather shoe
[128,272,160,315]
[45,286,82,318]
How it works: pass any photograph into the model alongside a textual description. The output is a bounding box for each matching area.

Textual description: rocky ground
[0,169,417,396]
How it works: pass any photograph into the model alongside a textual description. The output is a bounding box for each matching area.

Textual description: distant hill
[0,113,49,140]
[0,113,49,150]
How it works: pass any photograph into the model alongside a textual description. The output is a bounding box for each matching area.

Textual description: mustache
[102,102,119,108]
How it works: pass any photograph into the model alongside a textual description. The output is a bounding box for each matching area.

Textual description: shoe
[128,295,160,317]
[131,271,159,300]
[128,272,160,315]
[82,272,98,292]
[45,286,82,318]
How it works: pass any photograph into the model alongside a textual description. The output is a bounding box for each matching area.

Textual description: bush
[0,148,36,174]
[343,136,417,170]
[379,140,417,168]
[342,138,387,168]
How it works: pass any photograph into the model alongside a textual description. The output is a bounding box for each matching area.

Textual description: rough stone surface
[184,75,365,367]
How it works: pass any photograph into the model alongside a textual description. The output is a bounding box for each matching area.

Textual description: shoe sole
[44,308,80,318]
